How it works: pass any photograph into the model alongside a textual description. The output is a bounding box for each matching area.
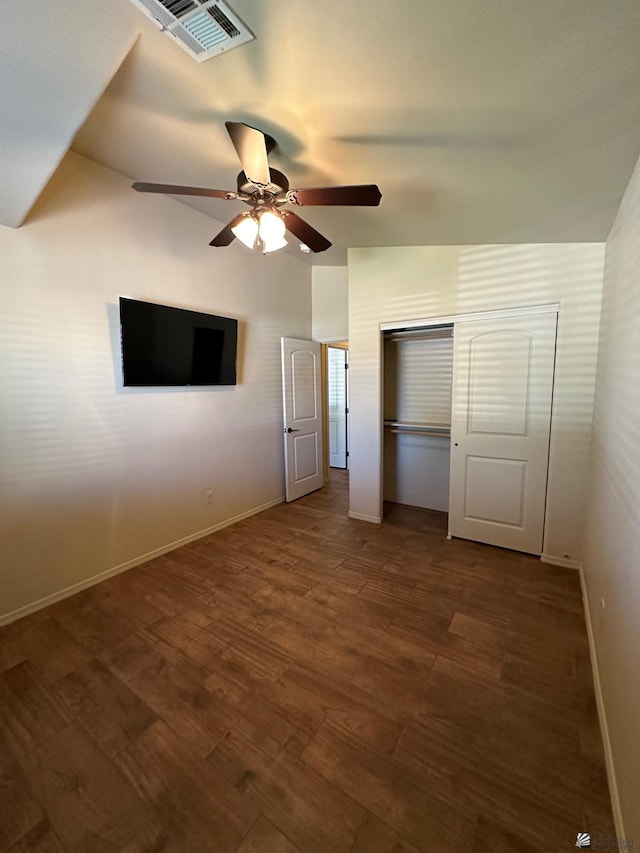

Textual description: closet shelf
[384,420,451,438]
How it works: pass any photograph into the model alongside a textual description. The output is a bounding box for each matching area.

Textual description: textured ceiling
[6,0,640,264]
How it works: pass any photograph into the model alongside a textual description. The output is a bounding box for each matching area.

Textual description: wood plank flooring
[0,472,614,852]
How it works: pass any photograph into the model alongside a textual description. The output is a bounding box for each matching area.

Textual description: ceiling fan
[132,121,382,254]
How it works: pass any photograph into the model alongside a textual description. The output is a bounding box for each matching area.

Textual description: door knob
[286,427,300,433]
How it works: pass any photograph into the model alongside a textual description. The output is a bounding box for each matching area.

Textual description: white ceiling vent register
[128,0,254,62]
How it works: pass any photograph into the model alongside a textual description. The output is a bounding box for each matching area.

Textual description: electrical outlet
[205,490,213,504]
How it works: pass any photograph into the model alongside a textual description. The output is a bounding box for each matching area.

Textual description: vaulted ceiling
[3,0,640,264]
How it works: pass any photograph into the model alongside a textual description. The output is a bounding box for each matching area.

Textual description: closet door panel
[463,456,526,526]
[449,312,557,554]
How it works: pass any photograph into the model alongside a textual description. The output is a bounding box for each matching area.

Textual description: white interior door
[448,311,557,554]
[281,337,323,502]
[328,347,348,468]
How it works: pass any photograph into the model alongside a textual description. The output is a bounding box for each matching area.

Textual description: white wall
[348,243,605,562]
[0,0,139,227]
[383,433,451,512]
[0,152,311,622]
[582,154,640,841]
[312,266,348,341]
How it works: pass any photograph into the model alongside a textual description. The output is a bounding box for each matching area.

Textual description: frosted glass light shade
[231,216,258,249]
[258,211,286,242]
[262,235,288,253]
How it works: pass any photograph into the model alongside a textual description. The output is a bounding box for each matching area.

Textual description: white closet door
[448,312,557,554]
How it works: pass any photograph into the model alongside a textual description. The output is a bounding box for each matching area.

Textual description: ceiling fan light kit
[230,210,288,254]
[132,121,382,254]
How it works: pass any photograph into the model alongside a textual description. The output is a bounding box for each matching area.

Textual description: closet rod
[388,428,452,438]
[384,420,451,437]
[385,326,453,342]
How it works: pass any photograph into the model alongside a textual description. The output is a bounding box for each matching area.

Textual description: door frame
[321,341,348,485]
[380,303,560,333]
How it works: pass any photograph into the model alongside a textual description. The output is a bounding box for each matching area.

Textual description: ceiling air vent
[128,0,254,62]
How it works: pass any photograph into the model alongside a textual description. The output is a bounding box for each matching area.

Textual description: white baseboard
[540,552,582,570]
[578,566,626,840]
[348,511,382,524]
[0,496,285,626]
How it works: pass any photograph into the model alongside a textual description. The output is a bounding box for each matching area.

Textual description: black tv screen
[119,297,237,386]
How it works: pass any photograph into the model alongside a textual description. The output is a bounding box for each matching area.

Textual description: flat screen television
[119,297,238,386]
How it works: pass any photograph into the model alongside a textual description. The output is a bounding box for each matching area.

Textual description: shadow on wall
[457,244,605,452]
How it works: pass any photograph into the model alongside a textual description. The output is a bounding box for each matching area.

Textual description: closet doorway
[382,307,558,555]
[383,325,453,512]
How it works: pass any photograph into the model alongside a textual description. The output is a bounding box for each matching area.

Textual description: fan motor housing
[237,168,289,197]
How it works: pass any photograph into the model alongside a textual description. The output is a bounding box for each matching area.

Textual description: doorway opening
[322,342,349,486]
[383,325,453,520]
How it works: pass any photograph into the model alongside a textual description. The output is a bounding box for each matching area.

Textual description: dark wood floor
[0,471,614,852]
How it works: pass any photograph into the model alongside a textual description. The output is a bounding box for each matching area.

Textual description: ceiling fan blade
[225,122,271,186]
[209,213,246,247]
[132,182,237,199]
[282,211,332,253]
[288,184,382,206]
